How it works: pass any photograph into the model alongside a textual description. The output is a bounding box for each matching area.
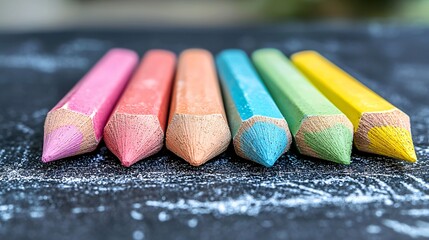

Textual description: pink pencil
[42,49,138,162]
[104,50,176,167]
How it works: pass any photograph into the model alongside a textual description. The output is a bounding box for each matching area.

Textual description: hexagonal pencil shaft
[42,49,138,162]
[104,50,176,167]
[252,49,353,164]
[292,50,416,162]
[166,49,231,166]
[216,49,292,167]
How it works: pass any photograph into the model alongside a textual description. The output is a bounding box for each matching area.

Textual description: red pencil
[42,49,138,162]
[104,50,176,167]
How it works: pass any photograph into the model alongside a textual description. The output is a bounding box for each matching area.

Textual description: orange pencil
[104,50,176,167]
[166,49,231,166]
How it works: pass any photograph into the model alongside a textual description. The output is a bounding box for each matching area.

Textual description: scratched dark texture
[0,24,428,240]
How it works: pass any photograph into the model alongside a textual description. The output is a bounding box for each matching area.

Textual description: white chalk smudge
[70,206,108,214]
[132,230,145,240]
[406,174,429,190]
[0,108,428,227]
[0,55,88,73]
[401,182,423,195]
[401,209,429,217]
[158,211,171,222]
[0,38,110,73]
[146,193,375,216]
[97,206,106,212]
[132,203,142,209]
[187,218,198,228]
[29,210,45,218]
[130,210,144,220]
[0,205,11,211]
[375,210,384,217]
[32,108,49,121]
[141,174,429,217]
[16,123,35,135]
[366,225,381,234]
[71,207,84,214]
[0,204,14,221]
[383,219,429,238]
[1,212,13,221]
[59,38,108,54]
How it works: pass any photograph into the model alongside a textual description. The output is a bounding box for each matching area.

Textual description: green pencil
[252,49,353,164]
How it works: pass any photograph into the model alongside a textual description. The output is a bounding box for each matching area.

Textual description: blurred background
[0,0,428,31]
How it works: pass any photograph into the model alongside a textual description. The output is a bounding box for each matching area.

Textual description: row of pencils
[42,48,417,167]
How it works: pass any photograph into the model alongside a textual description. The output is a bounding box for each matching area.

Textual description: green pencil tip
[303,123,353,165]
[333,151,352,165]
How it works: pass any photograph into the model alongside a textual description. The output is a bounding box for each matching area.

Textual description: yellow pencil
[291,51,417,163]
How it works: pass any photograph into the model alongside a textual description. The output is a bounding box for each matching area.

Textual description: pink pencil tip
[42,125,84,163]
[41,153,54,163]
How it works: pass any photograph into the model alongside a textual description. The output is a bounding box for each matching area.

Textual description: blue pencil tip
[237,121,288,167]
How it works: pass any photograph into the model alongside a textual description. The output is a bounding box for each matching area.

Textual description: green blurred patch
[250,0,429,22]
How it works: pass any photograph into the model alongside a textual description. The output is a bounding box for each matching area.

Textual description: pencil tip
[118,153,143,168]
[367,126,417,163]
[166,114,231,166]
[104,114,164,167]
[404,151,418,163]
[301,122,353,164]
[42,126,83,162]
[237,121,289,167]
[114,151,143,167]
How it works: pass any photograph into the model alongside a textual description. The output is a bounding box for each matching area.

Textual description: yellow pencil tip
[367,126,417,163]
[402,149,417,163]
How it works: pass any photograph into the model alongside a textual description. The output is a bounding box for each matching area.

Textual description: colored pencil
[166,49,231,166]
[291,51,417,162]
[252,49,353,164]
[42,49,138,162]
[104,50,176,167]
[216,49,292,167]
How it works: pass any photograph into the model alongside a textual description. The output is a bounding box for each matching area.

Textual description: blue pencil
[216,49,292,167]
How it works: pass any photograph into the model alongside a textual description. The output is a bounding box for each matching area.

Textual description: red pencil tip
[114,150,140,167]
[42,125,83,162]
[104,114,164,167]
[119,154,139,167]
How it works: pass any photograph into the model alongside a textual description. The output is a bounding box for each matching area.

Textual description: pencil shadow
[34,139,412,179]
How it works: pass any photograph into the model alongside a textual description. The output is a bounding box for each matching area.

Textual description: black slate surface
[0,24,428,240]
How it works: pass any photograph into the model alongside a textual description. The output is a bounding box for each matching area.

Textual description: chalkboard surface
[0,24,428,240]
